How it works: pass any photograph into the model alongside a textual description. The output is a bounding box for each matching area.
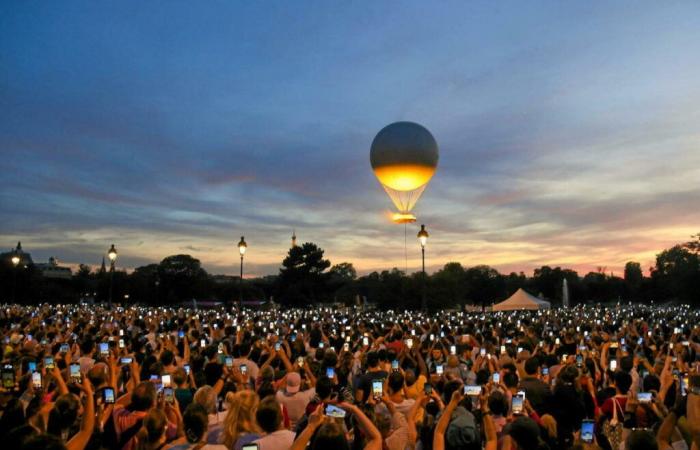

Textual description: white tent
[492,288,551,311]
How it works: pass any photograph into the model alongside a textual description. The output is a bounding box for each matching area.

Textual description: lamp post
[237,236,247,306]
[417,224,429,311]
[11,250,20,303]
[107,244,118,309]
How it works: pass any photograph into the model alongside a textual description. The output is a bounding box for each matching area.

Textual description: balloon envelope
[370,122,438,221]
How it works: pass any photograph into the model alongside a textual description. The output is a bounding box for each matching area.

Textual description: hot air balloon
[370,121,439,223]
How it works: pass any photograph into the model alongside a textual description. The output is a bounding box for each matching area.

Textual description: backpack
[602,397,624,450]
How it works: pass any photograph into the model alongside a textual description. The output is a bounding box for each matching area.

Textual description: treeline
[1,234,698,309]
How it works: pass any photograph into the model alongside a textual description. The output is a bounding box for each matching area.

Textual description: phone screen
[512,395,524,414]
[2,365,14,389]
[325,404,346,418]
[542,367,549,376]
[225,357,233,368]
[241,364,248,375]
[104,388,115,404]
[164,387,174,403]
[581,420,595,443]
[100,343,109,355]
[391,360,399,370]
[32,372,42,389]
[162,374,171,388]
[372,380,383,398]
[493,373,500,383]
[45,357,55,369]
[610,360,617,371]
[70,364,81,382]
[241,444,259,450]
[424,384,432,395]
[436,365,444,375]
[464,385,481,396]
[326,367,335,378]
[638,392,652,403]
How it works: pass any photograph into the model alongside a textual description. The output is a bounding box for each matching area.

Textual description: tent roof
[492,288,551,311]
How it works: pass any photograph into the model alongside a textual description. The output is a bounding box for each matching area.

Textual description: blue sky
[2,1,700,276]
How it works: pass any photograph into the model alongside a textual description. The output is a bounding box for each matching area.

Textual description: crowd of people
[0,303,698,450]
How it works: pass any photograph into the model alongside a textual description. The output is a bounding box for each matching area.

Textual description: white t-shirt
[253,430,296,450]
[276,388,316,429]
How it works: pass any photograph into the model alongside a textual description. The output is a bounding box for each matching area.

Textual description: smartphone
[121,357,133,364]
[555,338,561,345]
[99,342,109,356]
[424,384,432,395]
[241,444,259,450]
[119,339,125,348]
[162,374,172,388]
[326,367,335,378]
[512,394,524,415]
[103,387,115,404]
[32,372,42,389]
[406,339,413,349]
[325,404,346,418]
[436,364,444,375]
[241,364,248,375]
[581,419,595,443]
[296,357,304,367]
[44,357,55,370]
[492,372,500,383]
[200,339,206,348]
[70,363,81,383]
[391,360,399,370]
[163,387,174,403]
[363,337,369,346]
[542,367,549,376]
[184,364,190,375]
[275,343,281,351]
[61,344,70,353]
[610,360,617,371]
[680,375,689,395]
[343,343,350,351]
[464,385,481,396]
[2,364,14,389]
[372,380,383,399]
[450,345,456,355]
[225,357,233,368]
[119,329,124,336]
[217,343,224,354]
[28,361,37,373]
[500,345,506,354]
[576,355,583,367]
[178,330,185,338]
[638,392,652,403]
[480,348,486,357]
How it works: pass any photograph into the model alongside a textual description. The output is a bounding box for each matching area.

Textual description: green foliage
[277,242,331,305]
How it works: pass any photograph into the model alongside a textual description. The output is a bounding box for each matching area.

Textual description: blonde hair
[221,390,262,448]
[540,414,557,439]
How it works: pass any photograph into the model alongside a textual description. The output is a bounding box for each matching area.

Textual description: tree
[624,261,643,299]
[684,233,700,253]
[431,262,467,308]
[464,265,505,310]
[651,245,700,303]
[329,262,357,281]
[278,242,331,305]
[157,255,210,303]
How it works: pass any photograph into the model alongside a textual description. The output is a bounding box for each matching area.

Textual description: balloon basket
[392,213,417,224]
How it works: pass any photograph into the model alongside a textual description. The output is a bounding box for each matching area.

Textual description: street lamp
[417,224,429,311]
[11,249,20,303]
[107,244,118,309]
[238,236,247,306]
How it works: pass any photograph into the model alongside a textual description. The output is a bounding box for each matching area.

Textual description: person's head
[503,371,519,389]
[136,409,168,450]
[404,369,417,386]
[87,363,108,388]
[182,404,208,444]
[524,357,540,376]
[316,377,333,400]
[80,337,95,356]
[47,393,80,436]
[18,433,67,450]
[387,371,404,394]
[256,396,282,433]
[614,371,632,395]
[366,352,379,369]
[160,350,175,367]
[504,416,542,450]
[626,429,658,450]
[488,390,509,416]
[130,382,157,411]
[285,372,302,394]
[193,385,217,414]
[222,391,261,448]
[172,367,187,387]
[310,421,350,450]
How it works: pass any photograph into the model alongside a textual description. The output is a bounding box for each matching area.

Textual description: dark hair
[136,409,168,449]
[388,371,404,393]
[615,371,632,394]
[47,394,79,437]
[311,422,350,450]
[488,390,509,416]
[626,429,658,450]
[256,396,282,433]
[160,350,175,366]
[131,382,157,411]
[316,377,333,400]
[366,352,379,368]
[182,404,208,444]
[503,371,519,388]
[524,357,539,376]
[19,433,67,450]
[0,397,26,431]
